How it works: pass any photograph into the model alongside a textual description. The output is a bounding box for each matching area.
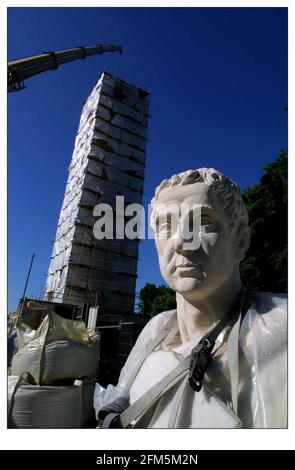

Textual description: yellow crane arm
[8,44,123,92]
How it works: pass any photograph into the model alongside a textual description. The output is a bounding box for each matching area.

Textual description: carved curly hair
[150,168,249,233]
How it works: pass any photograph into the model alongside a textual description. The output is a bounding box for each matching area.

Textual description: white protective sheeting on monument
[45,72,149,310]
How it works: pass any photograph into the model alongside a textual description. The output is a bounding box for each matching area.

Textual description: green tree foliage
[241,150,287,292]
[139,283,176,318]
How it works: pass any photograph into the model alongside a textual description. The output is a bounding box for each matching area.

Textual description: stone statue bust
[95,168,287,429]
[150,168,251,342]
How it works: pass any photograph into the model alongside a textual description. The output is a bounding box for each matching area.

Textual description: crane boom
[8,44,123,92]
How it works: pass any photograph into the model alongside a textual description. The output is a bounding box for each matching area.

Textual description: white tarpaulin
[12,312,99,385]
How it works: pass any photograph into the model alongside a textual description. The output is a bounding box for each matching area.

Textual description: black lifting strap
[97,397,129,429]
[188,286,248,392]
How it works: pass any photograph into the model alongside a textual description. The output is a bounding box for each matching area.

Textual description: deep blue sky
[8,7,287,312]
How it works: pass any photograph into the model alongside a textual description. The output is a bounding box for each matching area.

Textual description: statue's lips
[175,264,203,277]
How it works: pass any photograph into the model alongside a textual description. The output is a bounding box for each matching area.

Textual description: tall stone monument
[45,72,149,314]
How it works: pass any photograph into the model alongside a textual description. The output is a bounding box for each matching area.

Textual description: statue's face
[153,183,238,301]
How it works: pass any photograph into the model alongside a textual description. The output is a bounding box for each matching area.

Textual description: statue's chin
[166,275,205,296]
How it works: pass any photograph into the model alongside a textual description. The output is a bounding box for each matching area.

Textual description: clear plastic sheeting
[11,312,99,385]
[238,292,287,428]
[94,291,287,428]
[8,375,95,429]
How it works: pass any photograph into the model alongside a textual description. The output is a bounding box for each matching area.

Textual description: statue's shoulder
[137,309,177,345]
[242,290,287,354]
[250,290,287,321]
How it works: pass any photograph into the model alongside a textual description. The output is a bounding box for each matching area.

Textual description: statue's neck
[176,270,242,344]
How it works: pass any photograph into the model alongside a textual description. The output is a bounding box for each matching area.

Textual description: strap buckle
[188,337,214,392]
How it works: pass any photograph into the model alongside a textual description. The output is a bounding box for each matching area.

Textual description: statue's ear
[235,225,251,262]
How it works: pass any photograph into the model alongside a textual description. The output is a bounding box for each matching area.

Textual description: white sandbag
[11,312,99,385]
[8,376,94,429]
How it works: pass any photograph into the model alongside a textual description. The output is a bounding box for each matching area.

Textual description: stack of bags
[8,311,100,428]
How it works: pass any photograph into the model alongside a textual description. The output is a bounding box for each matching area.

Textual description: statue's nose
[174,222,201,253]
[174,231,196,254]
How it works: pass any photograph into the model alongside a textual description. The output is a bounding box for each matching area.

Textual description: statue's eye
[185,212,216,232]
[200,212,218,232]
[156,213,180,238]
[201,216,214,225]
[157,214,170,226]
